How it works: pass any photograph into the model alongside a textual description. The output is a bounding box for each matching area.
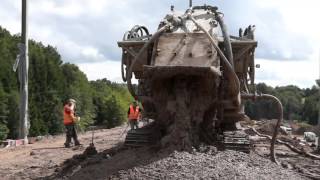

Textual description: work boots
[64,141,81,148]
[74,141,82,146]
[64,143,71,148]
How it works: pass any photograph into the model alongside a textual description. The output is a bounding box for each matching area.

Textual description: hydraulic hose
[121,56,127,82]
[122,26,150,82]
[241,93,283,164]
[131,25,150,37]
[188,14,240,96]
[126,24,171,99]
[216,14,234,69]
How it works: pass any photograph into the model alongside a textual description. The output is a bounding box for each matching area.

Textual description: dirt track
[0,126,127,180]
[0,123,319,180]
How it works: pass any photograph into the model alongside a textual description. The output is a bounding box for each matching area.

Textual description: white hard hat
[68,98,76,103]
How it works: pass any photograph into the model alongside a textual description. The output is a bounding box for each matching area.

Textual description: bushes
[245,83,320,124]
[0,123,9,141]
[91,79,132,128]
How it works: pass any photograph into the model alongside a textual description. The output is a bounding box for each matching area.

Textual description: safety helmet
[67,98,76,104]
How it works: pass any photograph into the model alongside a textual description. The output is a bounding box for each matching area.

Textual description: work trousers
[129,119,139,130]
[64,124,80,146]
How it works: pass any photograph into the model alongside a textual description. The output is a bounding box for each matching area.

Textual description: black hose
[122,25,151,82]
[216,14,234,69]
[130,25,150,38]
[121,56,127,82]
[241,93,283,164]
[188,14,240,97]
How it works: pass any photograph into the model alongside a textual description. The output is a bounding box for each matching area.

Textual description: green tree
[0,83,9,140]
[275,85,303,120]
[6,91,19,138]
[91,79,132,128]
[245,84,304,121]
[302,86,319,125]
[0,123,9,140]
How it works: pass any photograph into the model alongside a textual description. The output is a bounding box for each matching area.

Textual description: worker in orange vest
[127,101,141,130]
[63,98,81,148]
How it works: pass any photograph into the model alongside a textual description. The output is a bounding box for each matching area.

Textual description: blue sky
[0,0,319,88]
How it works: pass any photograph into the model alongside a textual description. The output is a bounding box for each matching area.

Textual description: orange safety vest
[128,105,140,120]
[63,104,75,125]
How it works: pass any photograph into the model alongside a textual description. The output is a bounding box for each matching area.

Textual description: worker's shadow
[41,142,171,180]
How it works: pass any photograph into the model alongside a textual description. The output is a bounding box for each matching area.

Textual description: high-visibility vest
[63,104,75,125]
[128,105,140,120]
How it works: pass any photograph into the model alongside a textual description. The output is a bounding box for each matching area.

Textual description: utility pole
[19,0,29,142]
[317,50,320,126]
[189,0,193,8]
[317,50,320,150]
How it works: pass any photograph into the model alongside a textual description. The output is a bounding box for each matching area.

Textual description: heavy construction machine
[118,2,282,160]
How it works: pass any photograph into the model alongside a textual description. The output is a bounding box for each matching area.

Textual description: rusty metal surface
[153,33,219,67]
[143,65,221,80]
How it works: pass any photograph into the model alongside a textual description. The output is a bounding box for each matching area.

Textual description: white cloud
[78,61,122,82]
[80,46,105,62]
[255,0,320,55]
[31,0,114,18]
[0,0,319,88]
[256,57,319,88]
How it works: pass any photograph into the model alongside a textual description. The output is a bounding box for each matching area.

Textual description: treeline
[245,83,319,125]
[0,27,132,140]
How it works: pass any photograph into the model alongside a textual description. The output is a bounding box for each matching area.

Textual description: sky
[0,0,319,88]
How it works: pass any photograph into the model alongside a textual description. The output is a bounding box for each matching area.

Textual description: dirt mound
[50,143,124,179]
[291,122,319,136]
[50,145,159,179]
[257,119,284,136]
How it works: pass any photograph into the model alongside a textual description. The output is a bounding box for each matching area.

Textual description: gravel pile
[114,149,306,180]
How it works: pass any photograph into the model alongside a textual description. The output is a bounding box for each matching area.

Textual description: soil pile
[256,119,278,136]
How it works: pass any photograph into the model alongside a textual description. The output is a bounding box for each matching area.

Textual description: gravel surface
[113,149,306,180]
